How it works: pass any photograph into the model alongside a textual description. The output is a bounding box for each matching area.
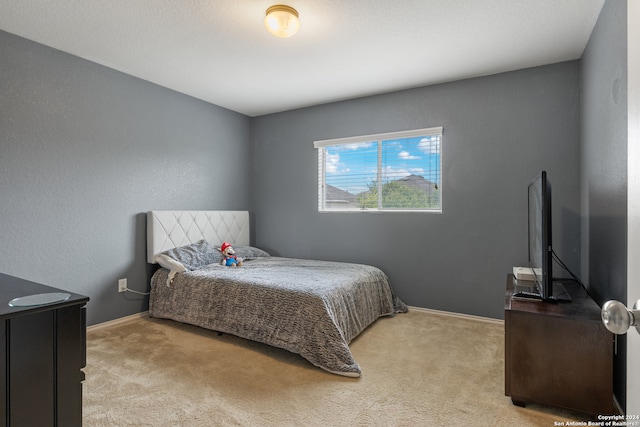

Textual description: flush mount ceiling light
[264,4,300,38]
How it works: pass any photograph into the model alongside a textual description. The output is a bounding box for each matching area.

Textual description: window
[314,127,442,212]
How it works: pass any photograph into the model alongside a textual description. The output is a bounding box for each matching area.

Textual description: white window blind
[314,127,442,212]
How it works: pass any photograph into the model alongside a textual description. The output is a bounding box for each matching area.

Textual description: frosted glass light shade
[264,5,300,38]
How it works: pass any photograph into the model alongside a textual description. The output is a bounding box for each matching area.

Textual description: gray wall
[580,0,628,410]
[581,0,627,307]
[251,61,582,320]
[0,27,589,324]
[0,30,252,325]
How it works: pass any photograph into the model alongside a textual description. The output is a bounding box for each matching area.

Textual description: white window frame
[314,127,443,213]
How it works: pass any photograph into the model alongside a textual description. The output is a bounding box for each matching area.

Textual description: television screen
[528,171,553,300]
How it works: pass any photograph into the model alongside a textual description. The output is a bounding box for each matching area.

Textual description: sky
[324,135,441,195]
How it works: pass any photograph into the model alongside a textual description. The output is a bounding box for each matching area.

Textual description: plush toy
[219,242,243,267]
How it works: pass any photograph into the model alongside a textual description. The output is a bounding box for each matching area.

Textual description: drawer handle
[601,299,640,335]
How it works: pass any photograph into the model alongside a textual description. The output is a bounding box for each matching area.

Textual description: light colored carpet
[83,309,587,426]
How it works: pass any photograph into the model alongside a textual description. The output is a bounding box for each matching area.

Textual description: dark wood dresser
[504,274,614,416]
[0,273,89,427]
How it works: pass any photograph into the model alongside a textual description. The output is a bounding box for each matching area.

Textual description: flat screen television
[528,170,553,299]
[525,170,571,302]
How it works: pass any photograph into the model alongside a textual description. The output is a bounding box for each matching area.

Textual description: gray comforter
[149,257,408,377]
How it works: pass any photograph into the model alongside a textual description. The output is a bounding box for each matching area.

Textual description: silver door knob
[601,299,640,334]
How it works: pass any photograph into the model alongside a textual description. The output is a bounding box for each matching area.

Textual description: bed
[147,210,407,377]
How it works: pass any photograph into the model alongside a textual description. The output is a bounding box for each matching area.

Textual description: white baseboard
[87,311,149,332]
[408,306,504,325]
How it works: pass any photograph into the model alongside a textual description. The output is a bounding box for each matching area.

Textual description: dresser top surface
[0,273,89,318]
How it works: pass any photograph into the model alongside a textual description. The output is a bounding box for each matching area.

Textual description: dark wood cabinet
[0,273,89,427]
[504,274,614,416]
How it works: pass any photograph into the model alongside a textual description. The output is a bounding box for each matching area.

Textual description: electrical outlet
[118,278,127,293]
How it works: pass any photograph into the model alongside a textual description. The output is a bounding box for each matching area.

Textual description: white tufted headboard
[147,211,250,263]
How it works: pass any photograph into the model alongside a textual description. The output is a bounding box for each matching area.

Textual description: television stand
[504,274,613,416]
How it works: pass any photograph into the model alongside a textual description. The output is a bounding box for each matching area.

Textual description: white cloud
[325,152,340,173]
[384,165,411,179]
[418,137,440,154]
[325,152,351,175]
[399,150,420,160]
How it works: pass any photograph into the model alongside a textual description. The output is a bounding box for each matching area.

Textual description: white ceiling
[0,0,605,117]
